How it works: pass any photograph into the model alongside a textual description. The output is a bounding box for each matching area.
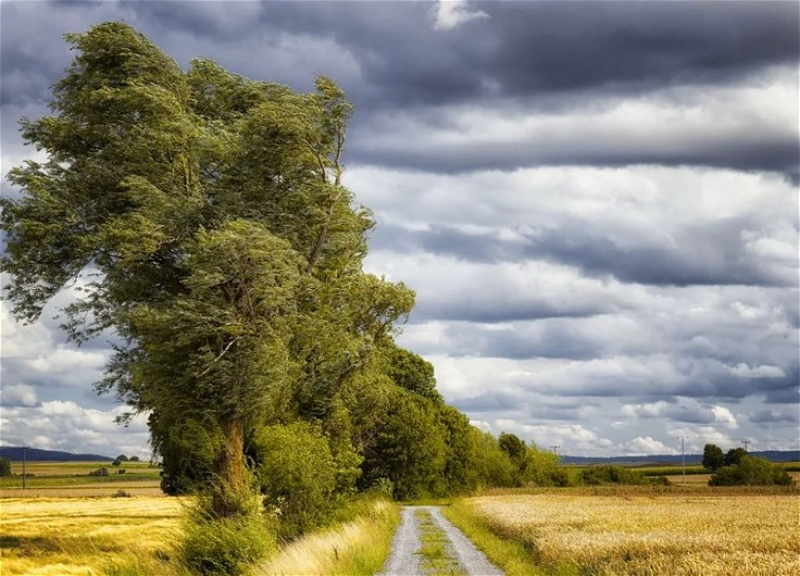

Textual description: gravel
[379,505,505,576]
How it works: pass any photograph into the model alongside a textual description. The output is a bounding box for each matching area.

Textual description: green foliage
[578,465,651,486]
[1,21,415,517]
[112,459,122,467]
[89,467,110,477]
[702,444,725,472]
[128,456,140,462]
[709,455,796,486]
[438,405,481,494]
[115,454,129,462]
[252,422,337,540]
[182,497,276,576]
[468,430,517,488]
[360,389,448,500]
[723,447,748,467]
[0,457,12,477]
[522,444,569,487]
[381,341,442,403]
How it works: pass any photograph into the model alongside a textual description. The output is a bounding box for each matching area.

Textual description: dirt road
[380,505,504,576]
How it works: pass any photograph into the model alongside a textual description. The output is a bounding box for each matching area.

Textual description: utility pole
[22,446,27,490]
[677,437,688,485]
[742,439,750,452]
[550,445,560,456]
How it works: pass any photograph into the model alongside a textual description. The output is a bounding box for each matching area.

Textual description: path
[380,505,505,576]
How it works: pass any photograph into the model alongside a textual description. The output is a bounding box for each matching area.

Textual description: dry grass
[462,491,800,576]
[0,496,187,576]
[254,499,400,576]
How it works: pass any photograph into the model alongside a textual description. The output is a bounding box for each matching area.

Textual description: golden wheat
[464,493,800,576]
[0,496,185,576]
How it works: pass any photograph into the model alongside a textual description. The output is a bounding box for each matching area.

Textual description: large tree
[1,22,413,517]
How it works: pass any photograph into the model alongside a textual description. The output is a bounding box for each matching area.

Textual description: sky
[1,0,798,459]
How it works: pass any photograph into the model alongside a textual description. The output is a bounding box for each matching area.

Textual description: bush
[182,508,276,576]
[0,457,12,477]
[579,465,651,486]
[113,489,132,498]
[89,467,109,477]
[252,422,337,540]
[709,455,796,486]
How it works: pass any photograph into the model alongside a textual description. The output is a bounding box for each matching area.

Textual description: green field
[0,460,162,493]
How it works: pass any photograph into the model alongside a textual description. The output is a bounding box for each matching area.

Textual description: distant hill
[0,447,113,462]
[562,450,800,466]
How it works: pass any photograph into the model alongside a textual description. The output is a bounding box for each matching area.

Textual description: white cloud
[623,436,678,456]
[0,384,38,407]
[0,403,150,458]
[432,0,489,31]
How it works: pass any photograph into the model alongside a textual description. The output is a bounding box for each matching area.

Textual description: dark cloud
[375,219,796,288]
[749,408,799,425]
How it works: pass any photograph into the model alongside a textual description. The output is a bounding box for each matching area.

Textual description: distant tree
[111,459,122,467]
[724,447,748,467]
[128,455,140,462]
[115,454,129,462]
[702,443,725,472]
[89,467,110,477]
[0,457,12,477]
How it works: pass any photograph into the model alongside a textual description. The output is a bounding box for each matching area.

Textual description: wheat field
[463,491,800,576]
[0,496,186,576]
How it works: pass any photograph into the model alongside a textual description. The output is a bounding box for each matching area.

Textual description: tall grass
[254,497,400,576]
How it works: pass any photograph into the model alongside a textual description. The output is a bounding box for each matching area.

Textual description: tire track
[380,506,504,576]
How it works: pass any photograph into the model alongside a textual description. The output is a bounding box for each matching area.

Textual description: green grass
[442,500,577,576]
[415,510,464,576]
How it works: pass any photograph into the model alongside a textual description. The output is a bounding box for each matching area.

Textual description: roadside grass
[442,500,573,576]
[415,509,464,576]
[254,497,400,576]
[0,494,399,576]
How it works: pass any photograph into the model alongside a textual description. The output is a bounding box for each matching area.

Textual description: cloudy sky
[1,0,798,459]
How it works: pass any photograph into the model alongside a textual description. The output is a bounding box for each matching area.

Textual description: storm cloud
[1,1,797,457]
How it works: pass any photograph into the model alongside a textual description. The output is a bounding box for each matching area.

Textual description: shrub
[112,489,132,498]
[89,467,110,477]
[182,507,276,576]
[112,459,122,466]
[579,465,651,486]
[252,422,337,540]
[0,457,12,477]
[709,455,796,486]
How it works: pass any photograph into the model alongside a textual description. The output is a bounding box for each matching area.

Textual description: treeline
[156,340,569,538]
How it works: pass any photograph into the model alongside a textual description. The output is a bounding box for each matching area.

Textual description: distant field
[453,489,800,576]
[0,461,162,496]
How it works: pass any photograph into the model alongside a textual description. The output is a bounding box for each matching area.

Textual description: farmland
[447,488,800,576]
[0,461,162,498]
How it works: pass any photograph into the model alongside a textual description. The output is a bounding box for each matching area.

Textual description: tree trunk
[213,418,246,517]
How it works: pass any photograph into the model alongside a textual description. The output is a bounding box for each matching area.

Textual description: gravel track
[380,505,505,576]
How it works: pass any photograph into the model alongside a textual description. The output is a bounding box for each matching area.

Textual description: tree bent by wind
[0,22,414,519]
